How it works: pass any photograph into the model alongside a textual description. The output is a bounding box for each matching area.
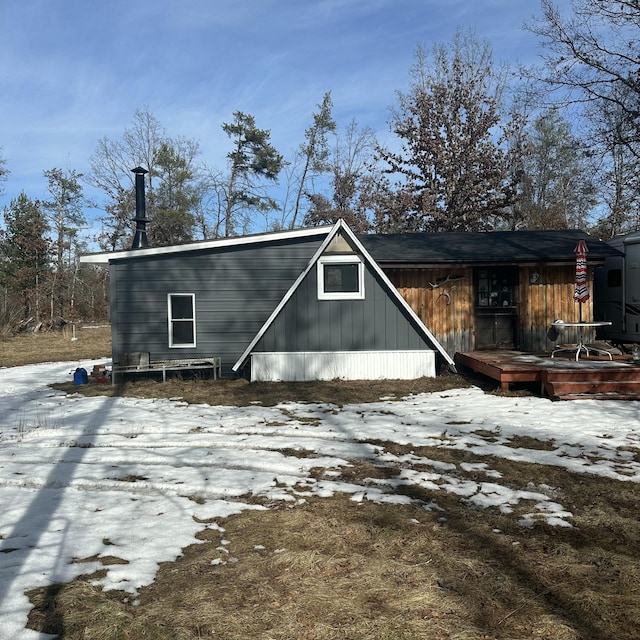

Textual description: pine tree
[222,111,284,236]
[151,142,198,245]
[42,168,85,324]
[1,193,50,323]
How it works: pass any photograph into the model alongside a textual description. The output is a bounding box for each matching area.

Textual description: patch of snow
[0,360,639,637]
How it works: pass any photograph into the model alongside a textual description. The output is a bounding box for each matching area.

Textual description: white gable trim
[338,221,456,370]
[232,223,339,371]
[232,220,455,372]
[79,225,333,264]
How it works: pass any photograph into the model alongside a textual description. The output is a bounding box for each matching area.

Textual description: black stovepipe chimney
[131,166,149,249]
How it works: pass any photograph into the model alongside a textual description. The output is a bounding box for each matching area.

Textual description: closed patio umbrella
[573,239,589,322]
[552,238,613,360]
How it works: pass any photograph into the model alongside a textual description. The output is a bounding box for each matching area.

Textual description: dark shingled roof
[358,229,622,265]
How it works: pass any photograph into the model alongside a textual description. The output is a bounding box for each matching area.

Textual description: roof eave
[376,257,612,268]
[79,225,334,264]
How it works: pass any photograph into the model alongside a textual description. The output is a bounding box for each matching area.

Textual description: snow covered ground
[1,359,639,639]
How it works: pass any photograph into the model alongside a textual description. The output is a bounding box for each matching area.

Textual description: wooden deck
[455,350,640,400]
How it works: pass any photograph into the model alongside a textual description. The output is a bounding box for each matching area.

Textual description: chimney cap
[131,166,148,175]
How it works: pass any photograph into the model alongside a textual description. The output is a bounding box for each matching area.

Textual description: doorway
[475,266,519,349]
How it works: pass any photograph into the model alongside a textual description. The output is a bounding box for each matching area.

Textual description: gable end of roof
[233,220,455,372]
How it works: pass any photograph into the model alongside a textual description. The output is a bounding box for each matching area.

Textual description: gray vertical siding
[110,236,324,374]
[254,259,432,353]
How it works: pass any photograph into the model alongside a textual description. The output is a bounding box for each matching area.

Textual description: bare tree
[88,108,161,249]
[88,107,201,248]
[303,119,377,232]
[527,0,640,157]
[286,92,336,229]
[524,0,640,233]
[592,124,640,236]
[0,147,8,195]
[190,165,226,239]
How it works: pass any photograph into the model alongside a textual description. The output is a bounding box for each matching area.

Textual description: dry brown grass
[4,329,639,639]
[1,325,471,405]
[0,324,112,367]
[52,374,472,407]
[26,473,640,640]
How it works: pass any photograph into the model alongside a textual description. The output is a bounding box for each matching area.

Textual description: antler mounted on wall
[428,274,464,290]
[430,274,465,305]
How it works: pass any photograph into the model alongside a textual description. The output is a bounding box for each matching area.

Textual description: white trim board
[80,225,333,264]
[250,351,437,382]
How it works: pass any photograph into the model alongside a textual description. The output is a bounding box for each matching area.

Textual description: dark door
[475,267,519,349]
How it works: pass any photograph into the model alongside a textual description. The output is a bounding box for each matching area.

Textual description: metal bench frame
[112,355,222,384]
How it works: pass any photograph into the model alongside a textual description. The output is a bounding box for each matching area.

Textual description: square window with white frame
[168,293,196,347]
[317,255,365,300]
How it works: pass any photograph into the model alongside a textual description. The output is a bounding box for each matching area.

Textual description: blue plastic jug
[73,367,88,385]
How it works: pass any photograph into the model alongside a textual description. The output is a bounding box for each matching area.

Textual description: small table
[550,321,613,361]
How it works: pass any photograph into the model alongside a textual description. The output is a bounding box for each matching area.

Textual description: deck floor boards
[455,351,640,400]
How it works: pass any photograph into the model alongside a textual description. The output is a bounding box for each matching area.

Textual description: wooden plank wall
[386,265,596,356]
[519,265,595,352]
[385,267,475,355]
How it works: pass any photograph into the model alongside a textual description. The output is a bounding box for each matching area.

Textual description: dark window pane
[608,269,622,288]
[171,295,193,319]
[475,266,518,308]
[172,321,194,345]
[324,264,359,293]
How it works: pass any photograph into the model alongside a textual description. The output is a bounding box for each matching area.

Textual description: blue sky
[1,0,569,217]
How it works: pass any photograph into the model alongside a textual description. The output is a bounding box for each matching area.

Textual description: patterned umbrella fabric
[573,239,589,321]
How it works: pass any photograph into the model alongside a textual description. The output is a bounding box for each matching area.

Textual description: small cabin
[81,223,623,380]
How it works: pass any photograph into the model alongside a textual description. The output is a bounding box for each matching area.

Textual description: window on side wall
[317,255,365,300]
[168,293,196,347]
[607,268,622,288]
